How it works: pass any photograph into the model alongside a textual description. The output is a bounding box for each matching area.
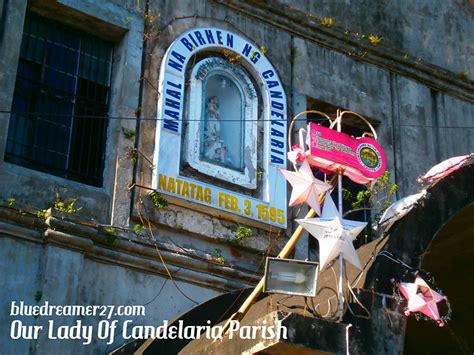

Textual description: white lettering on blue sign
[155,27,288,227]
[180,30,235,53]
[162,81,182,133]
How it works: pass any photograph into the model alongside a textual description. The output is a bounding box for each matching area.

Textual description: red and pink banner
[307,123,386,184]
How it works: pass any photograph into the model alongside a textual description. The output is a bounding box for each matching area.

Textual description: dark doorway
[404,203,474,354]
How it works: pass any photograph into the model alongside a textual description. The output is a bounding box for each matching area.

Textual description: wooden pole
[221,175,337,335]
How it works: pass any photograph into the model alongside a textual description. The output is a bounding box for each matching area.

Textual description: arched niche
[152,27,288,228]
[185,57,258,189]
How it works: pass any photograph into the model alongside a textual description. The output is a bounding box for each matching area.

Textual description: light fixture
[263,257,319,297]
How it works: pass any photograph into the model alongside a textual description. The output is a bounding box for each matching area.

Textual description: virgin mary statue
[203,96,228,164]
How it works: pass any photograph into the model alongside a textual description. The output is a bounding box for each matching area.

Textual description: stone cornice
[0,204,260,292]
[214,0,474,103]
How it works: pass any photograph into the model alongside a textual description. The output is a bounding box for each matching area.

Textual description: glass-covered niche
[202,73,243,170]
[185,57,258,189]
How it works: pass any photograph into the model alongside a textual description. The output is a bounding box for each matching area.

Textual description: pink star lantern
[280,160,331,215]
[392,276,447,327]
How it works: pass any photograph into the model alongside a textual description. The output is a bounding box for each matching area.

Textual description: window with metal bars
[4,12,113,187]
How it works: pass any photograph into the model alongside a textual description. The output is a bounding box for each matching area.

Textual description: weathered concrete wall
[0,228,220,354]
[0,237,43,354]
[279,0,474,76]
[389,77,474,195]
[364,161,474,353]
[0,0,144,224]
[134,1,472,204]
[131,0,292,269]
[292,36,474,195]
[0,0,28,161]
[0,1,473,354]
[365,161,474,293]
[1,0,471,262]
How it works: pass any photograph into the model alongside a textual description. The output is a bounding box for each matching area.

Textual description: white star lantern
[280,160,332,216]
[296,195,367,270]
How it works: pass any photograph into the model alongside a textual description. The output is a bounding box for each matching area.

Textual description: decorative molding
[0,204,260,292]
[195,57,257,99]
[213,0,474,103]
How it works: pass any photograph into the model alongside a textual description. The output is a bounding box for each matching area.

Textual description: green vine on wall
[36,194,82,220]
[234,226,253,242]
[104,227,117,243]
[148,191,168,209]
[211,248,225,265]
[122,127,136,140]
[342,170,398,227]
[320,17,334,28]
[4,197,16,206]
[133,223,147,237]
[368,34,382,46]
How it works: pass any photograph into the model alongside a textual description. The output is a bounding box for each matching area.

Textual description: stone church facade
[0,0,472,353]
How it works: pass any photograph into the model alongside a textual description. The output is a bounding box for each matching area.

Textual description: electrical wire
[1,110,474,129]
[345,272,371,320]
[136,199,200,305]
[376,250,417,271]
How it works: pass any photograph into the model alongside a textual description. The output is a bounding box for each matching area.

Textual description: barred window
[5,12,113,187]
